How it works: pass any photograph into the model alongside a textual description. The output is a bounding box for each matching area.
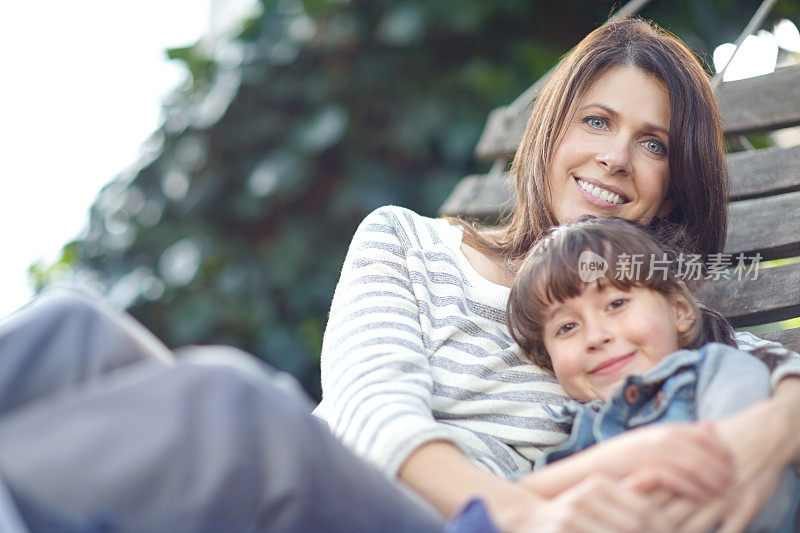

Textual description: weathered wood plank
[474,65,800,161]
[698,262,800,327]
[728,144,800,200]
[474,105,528,162]
[441,181,800,258]
[440,149,800,226]
[757,327,800,353]
[718,65,800,136]
[439,185,800,255]
[725,191,800,258]
[439,159,511,219]
[437,173,511,220]
[438,166,511,219]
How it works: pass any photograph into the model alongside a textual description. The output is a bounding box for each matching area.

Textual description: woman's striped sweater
[314,205,800,479]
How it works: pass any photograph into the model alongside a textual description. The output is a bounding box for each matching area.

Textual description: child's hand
[625,467,717,502]
[581,421,736,501]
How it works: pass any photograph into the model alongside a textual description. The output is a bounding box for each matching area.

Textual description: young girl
[507,216,799,532]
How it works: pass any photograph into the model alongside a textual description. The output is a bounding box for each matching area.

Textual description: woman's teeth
[576,178,626,205]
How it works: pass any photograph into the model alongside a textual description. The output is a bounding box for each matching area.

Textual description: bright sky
[0,1,214,316]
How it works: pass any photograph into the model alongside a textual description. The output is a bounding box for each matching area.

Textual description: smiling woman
[318,18,800,532]
[480,18,729,265]
[547,66,672,226]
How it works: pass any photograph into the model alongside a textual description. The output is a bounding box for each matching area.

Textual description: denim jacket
[535,342,798,532]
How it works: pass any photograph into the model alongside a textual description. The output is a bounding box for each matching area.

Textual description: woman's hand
[657,378,800,532]
[715,393,797,532]
[592,422,736,501]
[399,440,666,533]
[521,422,735,501]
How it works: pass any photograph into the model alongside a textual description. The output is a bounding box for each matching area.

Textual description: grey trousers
[0,291,445,532]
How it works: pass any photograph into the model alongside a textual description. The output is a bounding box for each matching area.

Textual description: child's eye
[606,298,629,311]
[555,322,577,336]
[642,139,667,155]
[584,116,607,130]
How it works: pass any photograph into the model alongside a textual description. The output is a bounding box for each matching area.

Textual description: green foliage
[166,46,215,92]
[34,0,800,399]
[28,242,81,288]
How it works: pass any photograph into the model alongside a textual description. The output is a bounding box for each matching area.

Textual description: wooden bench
[439,54,800,352]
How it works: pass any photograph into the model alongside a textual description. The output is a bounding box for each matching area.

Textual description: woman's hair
[455,18,728,266]
[506,217,735,372]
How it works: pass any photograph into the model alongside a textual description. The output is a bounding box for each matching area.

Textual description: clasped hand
[508,389,799,533]
[517,422,739,532]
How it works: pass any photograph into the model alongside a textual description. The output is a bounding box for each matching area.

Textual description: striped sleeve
[316,206,467,476]
[734,331,800,390]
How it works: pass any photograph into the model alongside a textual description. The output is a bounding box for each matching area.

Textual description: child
[506,216,799,532]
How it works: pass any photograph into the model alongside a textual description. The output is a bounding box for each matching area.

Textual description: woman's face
[547,65,673,225]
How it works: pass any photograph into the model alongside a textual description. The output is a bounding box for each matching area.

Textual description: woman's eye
[643,139,667,155]
[607,298,629,310]
[585,117,607,130]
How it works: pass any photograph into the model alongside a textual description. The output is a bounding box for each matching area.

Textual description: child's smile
[587,350,638,377]
[543,282,695,401]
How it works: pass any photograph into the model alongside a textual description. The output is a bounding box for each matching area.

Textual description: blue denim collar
[546,346,714,422]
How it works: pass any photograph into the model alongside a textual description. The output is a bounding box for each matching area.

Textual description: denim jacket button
[624,384,640,403]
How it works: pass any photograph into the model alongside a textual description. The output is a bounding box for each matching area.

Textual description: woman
[316,19,800,532]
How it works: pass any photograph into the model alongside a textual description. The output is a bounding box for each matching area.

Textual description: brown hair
[455,19,728,268]
[506,217,735,372]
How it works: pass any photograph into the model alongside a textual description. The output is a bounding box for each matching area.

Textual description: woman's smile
[574,177,628,207]
[547,65,673,225]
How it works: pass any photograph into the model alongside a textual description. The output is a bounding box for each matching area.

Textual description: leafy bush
[36,0,800,398]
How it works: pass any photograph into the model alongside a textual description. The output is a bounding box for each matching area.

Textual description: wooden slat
[757,327,800,353]
[474,105,528,161]
[698,262,800,327]
[443,178,800,263]
[474,65,800,161]
[437,173,511,220]
[718,65,800,135]
[728,144,800,200]
[725,191,800,259]
[440,148,800,222]
[439,166,510,218]
[439,159,510,219]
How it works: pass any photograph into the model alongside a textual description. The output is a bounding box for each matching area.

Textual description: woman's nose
[595,136,632,175]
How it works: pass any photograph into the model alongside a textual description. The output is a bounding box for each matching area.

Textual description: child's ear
[671,292,696,334]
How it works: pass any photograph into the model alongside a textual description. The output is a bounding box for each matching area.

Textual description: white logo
[578,251,608,282]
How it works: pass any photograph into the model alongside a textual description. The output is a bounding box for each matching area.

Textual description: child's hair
[507,217,736,372]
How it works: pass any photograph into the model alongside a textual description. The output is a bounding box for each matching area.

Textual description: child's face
[542,282,694,402]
